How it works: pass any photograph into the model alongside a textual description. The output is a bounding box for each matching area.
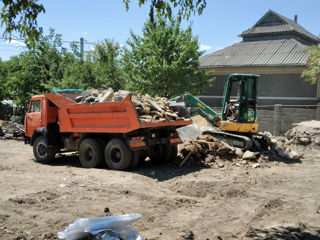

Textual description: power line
[0,37,95,45]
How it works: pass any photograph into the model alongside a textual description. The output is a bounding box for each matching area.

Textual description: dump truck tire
[105,138,132,170]
[79,138,102,168]
[33,136,56,163]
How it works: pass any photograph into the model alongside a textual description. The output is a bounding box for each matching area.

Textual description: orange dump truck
[24,92,192,170]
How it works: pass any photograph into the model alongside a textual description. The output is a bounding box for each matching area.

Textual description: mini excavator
[170,73,270,150]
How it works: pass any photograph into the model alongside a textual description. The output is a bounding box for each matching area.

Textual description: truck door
[25,99,42,137]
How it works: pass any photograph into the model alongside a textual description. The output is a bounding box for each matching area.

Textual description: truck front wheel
[79,138,102,168]
[105,139,132,170]
[33,136,56,163]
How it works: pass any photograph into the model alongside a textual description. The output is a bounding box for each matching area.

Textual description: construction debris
[285,120,320,146]
[178,134,237,167]
[178,129,303,169]
[0,121,24,141]
[75,88,187,123]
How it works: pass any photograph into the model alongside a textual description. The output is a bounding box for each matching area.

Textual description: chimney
[294,15,298,23]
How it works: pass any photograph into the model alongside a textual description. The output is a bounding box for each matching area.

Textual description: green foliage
[87,40,126,91]
[123,0,206,22]
[123,16,213,98]
[0,0,45,47]
[0,58,8,102]
[2,30,126,107]
[301,45,320,84]
[9,114,23,124]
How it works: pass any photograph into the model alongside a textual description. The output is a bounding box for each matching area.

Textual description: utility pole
[80,37,84,60]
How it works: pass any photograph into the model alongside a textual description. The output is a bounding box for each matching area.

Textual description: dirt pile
[75,88,188,123]
[285,120,320,146]
[0,121,24,140]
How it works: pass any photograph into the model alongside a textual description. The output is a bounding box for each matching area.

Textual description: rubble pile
[178,131,302,169]
[178,134,264,168]
[131,94,185,123]
[285,120,320,146]
[0,121,24,140]
[75,88,187,123]
[262,131,302,160]
[74,88,130,104]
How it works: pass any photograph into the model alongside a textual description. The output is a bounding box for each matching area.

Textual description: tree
[2,29,127,107]
[0,58,8,102]
[87,39,126,91]
[3,29,74,106]
[123,0,206,22]
[123,16,212,98]
[0,0,45,47]
[301,45,320,84]
[0,0,206,46]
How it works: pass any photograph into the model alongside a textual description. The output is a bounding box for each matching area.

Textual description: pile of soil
[285,120,320,146]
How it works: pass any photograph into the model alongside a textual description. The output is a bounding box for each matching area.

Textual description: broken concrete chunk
[131,95,142,107]
[242,150,256,160]
[99,88,114,102]
[252,163,261,168]
[147,99,164,113]
[298,137,311,145]
[235,148,244,158]
[288,150,300,160]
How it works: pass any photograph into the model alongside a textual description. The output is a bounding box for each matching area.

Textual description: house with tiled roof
[199,10,320,106]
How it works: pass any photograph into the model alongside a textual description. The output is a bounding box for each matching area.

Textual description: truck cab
[24,95,58,141]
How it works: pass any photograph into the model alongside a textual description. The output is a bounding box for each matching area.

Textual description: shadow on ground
[244,224,320,240]
[43,154,207,181]
[47,153,82,167]
[132,160,207,181]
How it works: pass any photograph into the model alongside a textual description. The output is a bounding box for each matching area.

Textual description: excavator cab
[222,74,258,123]
[220,74,259,133]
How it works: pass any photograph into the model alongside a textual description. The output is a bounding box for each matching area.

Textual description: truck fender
[30,127,48,146]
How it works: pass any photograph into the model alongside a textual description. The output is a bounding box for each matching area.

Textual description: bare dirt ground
[0,140,320,240]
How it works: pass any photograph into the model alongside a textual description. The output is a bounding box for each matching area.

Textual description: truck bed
[46,93,192,133]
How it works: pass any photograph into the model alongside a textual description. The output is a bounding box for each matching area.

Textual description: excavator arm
[170,92,221,126]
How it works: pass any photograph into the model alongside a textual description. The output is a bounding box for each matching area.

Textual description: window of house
[29,100,41,113]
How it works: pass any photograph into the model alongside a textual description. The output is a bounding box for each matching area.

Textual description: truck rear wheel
[79,138,102,168]
[33,136,56,163]
[105,138,132,170]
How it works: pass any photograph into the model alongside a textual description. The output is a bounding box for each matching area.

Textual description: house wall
[200,66,317,107]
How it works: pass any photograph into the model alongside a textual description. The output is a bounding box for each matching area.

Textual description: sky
[0,0,320,61]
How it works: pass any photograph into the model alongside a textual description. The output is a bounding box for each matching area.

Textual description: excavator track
[202,130,253,150]
[202,130,272,151]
